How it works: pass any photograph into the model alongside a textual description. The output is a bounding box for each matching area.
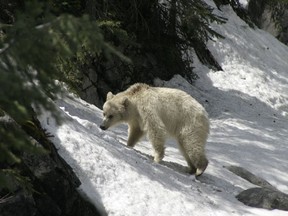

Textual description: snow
[239,0,249,8]
[39,3,288,216]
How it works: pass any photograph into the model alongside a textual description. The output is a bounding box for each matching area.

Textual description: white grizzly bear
[100,83,209,176]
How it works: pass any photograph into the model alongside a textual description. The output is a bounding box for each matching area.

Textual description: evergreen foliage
[213,0,255,27]
[0,0,227,192]
[59,0,226,97]
[0,0,119,190]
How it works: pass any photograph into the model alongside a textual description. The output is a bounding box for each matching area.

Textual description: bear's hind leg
[194,153,208,176]
[177,140,197,174]
[179,136,208,176]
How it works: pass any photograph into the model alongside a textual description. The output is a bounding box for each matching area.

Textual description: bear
[100,83,210,176]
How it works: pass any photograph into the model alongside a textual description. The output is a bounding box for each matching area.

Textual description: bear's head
[100,92,129,130]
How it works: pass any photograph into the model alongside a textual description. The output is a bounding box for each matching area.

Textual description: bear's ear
[106,92,114,101]
[122,97,130,108]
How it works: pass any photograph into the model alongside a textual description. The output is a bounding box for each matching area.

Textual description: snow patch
[39,3,288,216]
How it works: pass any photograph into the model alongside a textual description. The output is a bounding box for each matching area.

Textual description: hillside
[39,2,288,216]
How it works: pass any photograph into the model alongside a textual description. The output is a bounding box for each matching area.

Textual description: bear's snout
[100,124,107,130]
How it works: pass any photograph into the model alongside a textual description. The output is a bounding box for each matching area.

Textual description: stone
[236,187,288,211]
[248,0,288,45]
[226,165,276,190]
[0,192,37,216]
[226,165,288,211]
[0,117,105,216]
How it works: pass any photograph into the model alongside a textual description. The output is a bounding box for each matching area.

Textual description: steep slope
[39,2,288,216]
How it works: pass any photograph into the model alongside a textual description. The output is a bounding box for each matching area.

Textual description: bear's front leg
[148,131,165,163]
[127,125,144,148]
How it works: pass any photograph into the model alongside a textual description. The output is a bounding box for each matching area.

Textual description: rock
[0,149,105,216]
[225,165,276,190]
[248,0,288,45]
[0,117,106,216]
[236,187,288,211]
[226,165,288,211]
[0,192,38,216]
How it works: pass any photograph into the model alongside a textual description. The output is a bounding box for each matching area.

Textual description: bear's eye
[108,115,113,119]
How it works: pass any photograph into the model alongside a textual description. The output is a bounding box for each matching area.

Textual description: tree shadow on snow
[125,146,244,196]
[41,112,108,216]
[166,71,288,192]
[48,75,288,215]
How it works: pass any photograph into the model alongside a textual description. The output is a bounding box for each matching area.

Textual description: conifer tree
[0,0,120,189]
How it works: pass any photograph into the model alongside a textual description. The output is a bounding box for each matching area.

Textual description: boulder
[236,187,288,211]
[248,0,288,45]
[0,117,106,216]
[226,165,288,211]
[226,165,276,190]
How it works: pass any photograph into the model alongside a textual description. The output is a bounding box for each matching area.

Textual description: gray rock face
[248,0,288,45]
[236,187,288,211]
[226,165,288,211]
[226,165,276,190]
[0,192,37,216]
[0,117,106,216]
[0,148,105,216]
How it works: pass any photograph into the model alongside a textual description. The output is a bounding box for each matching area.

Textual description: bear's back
[125,83,205,113]
[124,83,150,96]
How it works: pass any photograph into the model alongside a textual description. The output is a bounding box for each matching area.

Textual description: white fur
[101,83,210,176]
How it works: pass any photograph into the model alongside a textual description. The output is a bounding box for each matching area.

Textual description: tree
[58,0,226,102]
[0,0,226,191]
[0,0,121,190]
